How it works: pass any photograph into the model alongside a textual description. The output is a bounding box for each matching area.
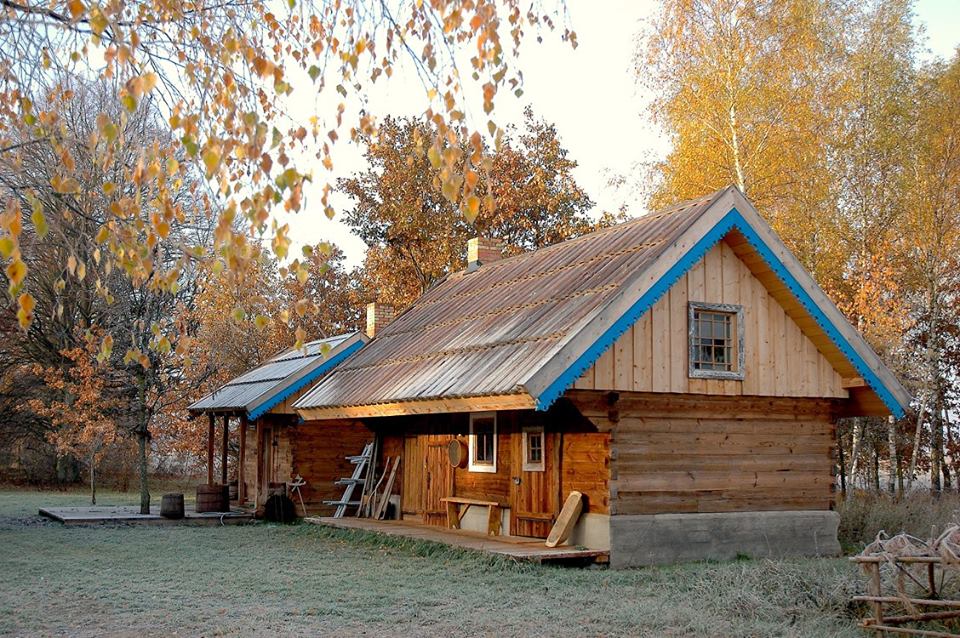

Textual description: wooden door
[423,435,454,526]
[509,430,560,538]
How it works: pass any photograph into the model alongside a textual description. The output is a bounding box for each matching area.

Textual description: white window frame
[468,412,497,473]
[522,426,545,472]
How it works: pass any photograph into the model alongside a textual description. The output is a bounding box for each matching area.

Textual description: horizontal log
[614,454,830,473]
[614,418,833,436]
[613,439,831,457]
[614,470,832,492]
[614,488,833,514]
[567,390,838,420]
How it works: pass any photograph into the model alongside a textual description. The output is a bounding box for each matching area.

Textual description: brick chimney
[365,302,395,338]
[467,236,505,270]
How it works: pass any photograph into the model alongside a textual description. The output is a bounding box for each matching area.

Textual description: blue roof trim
[247,339,364,420]
[534,207,906,418]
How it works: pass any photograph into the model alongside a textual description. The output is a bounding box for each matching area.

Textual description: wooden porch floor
[305,516,608,565]
[39,505,254,526]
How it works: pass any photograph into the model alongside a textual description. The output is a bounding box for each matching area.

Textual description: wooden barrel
[267,482,287,498]
[160,493,185,519]
[228,481,239,502]
[195,484,229,513]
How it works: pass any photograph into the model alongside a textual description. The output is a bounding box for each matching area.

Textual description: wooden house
[290,186,911,567]
[187,331,369,512]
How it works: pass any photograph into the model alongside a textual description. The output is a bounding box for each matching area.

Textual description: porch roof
[188,331,366,419]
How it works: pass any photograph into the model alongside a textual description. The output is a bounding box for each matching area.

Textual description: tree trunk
[887,415,897,495]
[945,408,960,492]
[848,417,863,499]
[931,394,943,495]
[908,394,927,490]
[90,454,96,506]
[837,422,847,498]
[138,426,150,514]
[873,445,881,492]
[135,374,151,515]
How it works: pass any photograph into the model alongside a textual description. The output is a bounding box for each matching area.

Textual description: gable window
[468,412,497,473]
[688,301,745,380]
[522,427,545,472]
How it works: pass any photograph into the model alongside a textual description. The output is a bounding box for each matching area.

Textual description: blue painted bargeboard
[247,339,365,420]
[534,208,905,418]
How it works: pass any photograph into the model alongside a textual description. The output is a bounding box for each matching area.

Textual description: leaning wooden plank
[360,456,391,518]
[546,491,583,548]
[373,458,399,520]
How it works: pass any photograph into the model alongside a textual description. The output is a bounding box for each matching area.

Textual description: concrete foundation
[609,510,841,568]
[567,513,610,550]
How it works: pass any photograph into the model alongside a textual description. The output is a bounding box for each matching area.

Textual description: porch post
[206,413,215,486]
[221,414,229,486]
[255,418,264,510]
[238,414,247,503]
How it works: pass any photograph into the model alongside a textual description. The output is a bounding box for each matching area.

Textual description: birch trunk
[908,393,927,490]
[848,417,863,498]
[931,391,943,494]
[887,415,897,495]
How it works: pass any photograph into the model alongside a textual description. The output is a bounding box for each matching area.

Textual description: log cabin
[187,331,368,512]
[288,186,909,567]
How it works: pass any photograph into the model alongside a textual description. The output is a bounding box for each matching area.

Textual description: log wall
[288,419,372,513]
[568,391,837,516]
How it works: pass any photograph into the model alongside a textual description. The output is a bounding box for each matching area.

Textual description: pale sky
[277,0,960,269]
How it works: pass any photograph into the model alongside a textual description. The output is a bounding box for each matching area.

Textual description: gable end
[530,202,910,418]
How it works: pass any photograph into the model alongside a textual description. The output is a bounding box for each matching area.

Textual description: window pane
[527,432,543,464]
[692,308,735,373]
[472,416,496,465]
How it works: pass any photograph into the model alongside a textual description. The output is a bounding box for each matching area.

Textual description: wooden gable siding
[266,384,314,415]
[573,239,847,399]
[568,391,837,515]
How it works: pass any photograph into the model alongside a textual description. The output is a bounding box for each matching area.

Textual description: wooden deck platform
[305,516,609,565]
[39,505,255,526]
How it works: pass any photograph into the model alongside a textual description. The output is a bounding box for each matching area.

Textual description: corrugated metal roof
[295,190,727,410]
[189,332,365,417]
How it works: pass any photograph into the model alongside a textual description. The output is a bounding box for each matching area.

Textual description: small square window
[689,302,745,380]
[468,412,497,473]
[522,427,545,472]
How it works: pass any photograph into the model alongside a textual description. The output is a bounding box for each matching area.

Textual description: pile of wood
[853,527,960,637]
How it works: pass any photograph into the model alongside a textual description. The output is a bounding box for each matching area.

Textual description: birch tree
[0,0,572,342]
[641,0,844,282]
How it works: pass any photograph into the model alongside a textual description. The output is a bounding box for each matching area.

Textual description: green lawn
[0,488,865,637]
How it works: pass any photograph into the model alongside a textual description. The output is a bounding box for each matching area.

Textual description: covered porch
[305,516,608,565]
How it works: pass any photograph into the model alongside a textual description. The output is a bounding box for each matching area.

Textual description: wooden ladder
[324,441,374,518]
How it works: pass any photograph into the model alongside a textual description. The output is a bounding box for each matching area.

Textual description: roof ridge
[377,282,619,340]
[441,188,728,278]
[386,239,665,319]
[334,332,565,374]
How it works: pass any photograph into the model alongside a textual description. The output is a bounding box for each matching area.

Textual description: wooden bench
[439,497,503,536]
